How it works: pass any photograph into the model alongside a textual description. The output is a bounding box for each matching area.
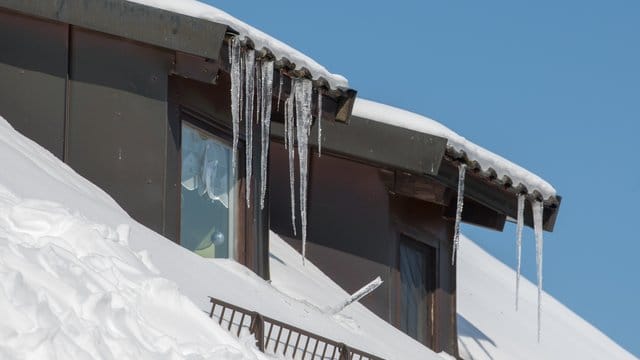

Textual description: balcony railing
[208,296,384,360]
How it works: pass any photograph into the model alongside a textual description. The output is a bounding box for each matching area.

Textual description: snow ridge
[0,186,264,359]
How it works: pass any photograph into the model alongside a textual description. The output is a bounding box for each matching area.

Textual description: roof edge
[0,0,227,60]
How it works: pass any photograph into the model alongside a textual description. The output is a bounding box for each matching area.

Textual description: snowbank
[126,0,348,89]
[457,236,635,360]
[0,114,440,360]
[0,189,264,359]
[352,98,557,200]
[0,111,627,359]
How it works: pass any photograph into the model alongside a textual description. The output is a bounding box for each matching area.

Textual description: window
[180,121,235,259]
[399,235,436,346]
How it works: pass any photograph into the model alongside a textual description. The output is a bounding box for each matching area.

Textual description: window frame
[177,107,246,263]
[396,234,437,348]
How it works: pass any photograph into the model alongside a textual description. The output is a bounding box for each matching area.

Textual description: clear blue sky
[206,1,640,356]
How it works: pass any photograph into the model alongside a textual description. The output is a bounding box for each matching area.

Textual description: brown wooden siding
[270,143,458,356]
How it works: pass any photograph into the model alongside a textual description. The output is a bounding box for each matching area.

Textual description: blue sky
[207,1,640,356]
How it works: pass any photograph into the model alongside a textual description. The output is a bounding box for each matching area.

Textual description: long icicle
[259,60,274,210]
[277,72,284,112]
[244,49,255,208]
[515,194,525,311]
[451,163,467,265]
[285,94,297,236]
[532,199,545,343]
[255,60,262,127]
[317,89,323,157]
[294,78,313,264]
[229,37,242,179]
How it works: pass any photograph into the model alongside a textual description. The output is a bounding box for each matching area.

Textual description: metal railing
[208,297,384,360]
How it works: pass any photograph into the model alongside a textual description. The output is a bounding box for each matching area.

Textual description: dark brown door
[399,234,437,347]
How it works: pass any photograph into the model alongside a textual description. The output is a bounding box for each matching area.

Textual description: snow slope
[0,111,630,359]
[0,116,440,360]
[457,236,636,360]
[268,233,446,359]
[352,98,556,200]
[0,119,270,359]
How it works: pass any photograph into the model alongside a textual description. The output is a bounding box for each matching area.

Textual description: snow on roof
[0,119,266,359]
[352,98,557,200]
[0,115,438,359]
[457,236,634,360]
[126,0,348,90]
[0,113,630,359]
[268,232,444,360]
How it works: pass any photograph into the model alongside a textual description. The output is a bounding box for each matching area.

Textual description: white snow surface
[352,98,557,199]
[0,114,437,359]
[126,0,348,89]
[457,236,635,360]
[0,113,630,359]
[0,120,267,359]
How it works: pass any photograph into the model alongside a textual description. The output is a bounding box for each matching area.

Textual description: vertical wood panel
[0,10,67,158]
[67,28,174,234]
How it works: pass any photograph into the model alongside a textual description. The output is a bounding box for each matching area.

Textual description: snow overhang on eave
[436,151,561,232]
[351,99,561,232]
[217,33,358,123]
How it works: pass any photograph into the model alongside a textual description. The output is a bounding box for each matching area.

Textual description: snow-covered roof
[457,236,635,360]
[127,0,348,90]
[0,113,631,359]
[0,115,438,359]
[0,121,267,359]
[352,98,558,201]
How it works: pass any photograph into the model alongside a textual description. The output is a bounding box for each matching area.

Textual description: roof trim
[0,0,227,60]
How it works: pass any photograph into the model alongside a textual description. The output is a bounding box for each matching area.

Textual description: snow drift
[0,110,633,359]
[0,114,439,360]
[0,123,267,359]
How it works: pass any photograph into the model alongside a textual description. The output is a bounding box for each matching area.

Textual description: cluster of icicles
[229,37,322,264]
[452,164,546,342]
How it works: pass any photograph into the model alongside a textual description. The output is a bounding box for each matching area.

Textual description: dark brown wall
[389,195,458,355]
[270,143,394,317]
[270,143,458,356]
[66,28,176,236]
[0,10,68,158]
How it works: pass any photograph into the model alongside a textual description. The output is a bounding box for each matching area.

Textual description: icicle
[255,61,262,127]
[317,89,323,157]
[515,194,525,311]
[277,72,284,111]
[451,163,466,265]
[285,95,297,236]
[516,194,525,311]
[294,78,313,264]
[259,60,274,210]
[532,199,545,342]
[229,37,242,179]
[244,49,255,207]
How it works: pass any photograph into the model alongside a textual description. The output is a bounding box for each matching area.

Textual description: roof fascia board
[0,0,227,60]
[271,115,447,176]
[434,159,560,232]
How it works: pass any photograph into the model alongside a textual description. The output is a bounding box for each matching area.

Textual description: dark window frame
[394,232,438,349]
[175,106,248,264]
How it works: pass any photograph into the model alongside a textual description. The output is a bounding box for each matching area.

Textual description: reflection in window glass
[400,241,428,341]
[181,122,234,259]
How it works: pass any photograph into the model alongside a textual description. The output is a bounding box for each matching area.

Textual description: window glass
[399,236,435,345]
[180,122,234,258]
